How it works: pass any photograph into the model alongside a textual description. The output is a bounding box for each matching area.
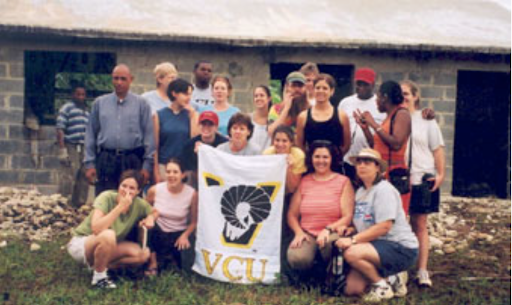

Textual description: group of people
[59,61,445,302]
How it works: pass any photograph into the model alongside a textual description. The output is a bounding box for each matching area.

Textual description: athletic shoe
[417,270,432,287]
[363,283,394,303]
[391,271,408,297]
[92,277,117,289]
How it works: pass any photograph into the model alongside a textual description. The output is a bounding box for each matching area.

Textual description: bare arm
[287,188,303,235]
[56,129,66,149]
[189,110,199,138]
[368,110,411,151]
[339,110,351,156]
[353,220,393,243]
[354,109,374,148]
[153,114,161,183]
[431,146,446,191]
[268,89,293,136]
[182,191,198,239]
[146,186,156,205]
[90,194,132,235]
[294,111,307,151]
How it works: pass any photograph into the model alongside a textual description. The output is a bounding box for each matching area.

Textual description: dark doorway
[24,51,116,125]
[270,63,353,107]
[452,70,510,198]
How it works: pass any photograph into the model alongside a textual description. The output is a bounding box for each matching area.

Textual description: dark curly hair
[379,81,403,105]
[305,140,341,174]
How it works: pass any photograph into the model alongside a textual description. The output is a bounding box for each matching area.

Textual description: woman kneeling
[336,148,418,302]
[287,140,354,273]
[145,158,198,275]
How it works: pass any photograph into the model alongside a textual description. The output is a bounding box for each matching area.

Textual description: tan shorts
[67,236,92,270]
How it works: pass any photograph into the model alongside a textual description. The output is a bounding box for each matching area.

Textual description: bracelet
[351,236,357,245]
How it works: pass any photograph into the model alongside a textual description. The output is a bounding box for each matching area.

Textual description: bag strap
[388,108,412,169]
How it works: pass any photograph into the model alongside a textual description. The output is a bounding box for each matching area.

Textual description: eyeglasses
[355,157,376,165]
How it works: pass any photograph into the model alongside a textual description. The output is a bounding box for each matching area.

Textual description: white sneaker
[417,270,432,287]
[391,271,408,297]
[92,277,117,289]
[363,283,394,303]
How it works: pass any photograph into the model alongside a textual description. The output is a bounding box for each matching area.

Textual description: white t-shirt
[338,94,386,164]
[142,90,171,114]
[216,141,261,156]
[191,84,214,110]
[407,111,445,185]
[354,180,418,249]
[249,115,271,153]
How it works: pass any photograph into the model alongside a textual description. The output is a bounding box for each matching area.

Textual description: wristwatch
[351,236,357,245]
[325,226,334,234]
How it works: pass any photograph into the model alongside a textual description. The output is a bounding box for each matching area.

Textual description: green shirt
[72,191,153,241]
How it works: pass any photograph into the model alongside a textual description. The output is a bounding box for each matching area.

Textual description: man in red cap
[179,111,228,188]
[338,68,386,181]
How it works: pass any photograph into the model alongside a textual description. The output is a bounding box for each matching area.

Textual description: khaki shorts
[67,236,92,270]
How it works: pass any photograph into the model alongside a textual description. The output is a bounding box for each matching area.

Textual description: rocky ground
[0,187,510,256]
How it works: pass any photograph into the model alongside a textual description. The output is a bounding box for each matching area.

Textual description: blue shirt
[56,101,89,144]
[157,107,190,164]
[200,105,240,136]
[84,92,155,171]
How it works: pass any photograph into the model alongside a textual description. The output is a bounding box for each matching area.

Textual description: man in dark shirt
[180,111,228,188]
[85,64,155,195]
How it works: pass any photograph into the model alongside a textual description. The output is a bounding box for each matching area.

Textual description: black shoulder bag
[388,108,412,195]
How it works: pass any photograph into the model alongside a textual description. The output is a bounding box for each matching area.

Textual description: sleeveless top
[157,107,190,164]
[154,182,195,233]
[373,105,409,176]
[299,173,349,236]
[304,107,344,149]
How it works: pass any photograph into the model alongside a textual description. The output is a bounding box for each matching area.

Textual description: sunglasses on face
[355,157,377,165]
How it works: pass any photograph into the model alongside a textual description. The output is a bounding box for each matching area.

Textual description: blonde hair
[299,62,320,76]
[154,62,178,87]
[401,80,421,108]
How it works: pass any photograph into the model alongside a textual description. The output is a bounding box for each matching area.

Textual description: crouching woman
[336,149,418,303]
[67,170,158,289]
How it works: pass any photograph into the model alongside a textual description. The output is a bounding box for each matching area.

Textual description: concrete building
[0,0,510,197]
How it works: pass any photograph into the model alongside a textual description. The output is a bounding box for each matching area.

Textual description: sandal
[144,268,158,278]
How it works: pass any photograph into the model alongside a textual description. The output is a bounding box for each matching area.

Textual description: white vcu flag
[193,145,287,284]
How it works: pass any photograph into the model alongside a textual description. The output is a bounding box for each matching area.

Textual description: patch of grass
[0,236,510,305]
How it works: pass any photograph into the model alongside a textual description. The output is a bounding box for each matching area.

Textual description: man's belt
[99,146,144,156]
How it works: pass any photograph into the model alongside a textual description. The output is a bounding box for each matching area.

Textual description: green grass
[0,237,510,305]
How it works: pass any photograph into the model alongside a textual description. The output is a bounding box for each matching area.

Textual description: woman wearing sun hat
[335,148,418,303]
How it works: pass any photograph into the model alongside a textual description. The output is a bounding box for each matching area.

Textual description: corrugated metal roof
[0,0,510,53]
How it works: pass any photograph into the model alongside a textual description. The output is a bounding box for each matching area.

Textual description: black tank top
[304,107,344,149]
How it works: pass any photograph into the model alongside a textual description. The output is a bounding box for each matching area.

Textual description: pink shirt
[299,173,348,236]
[154,182,195,233]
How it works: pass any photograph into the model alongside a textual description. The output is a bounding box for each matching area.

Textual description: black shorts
[148,223,184,268]
[409,185,440,214]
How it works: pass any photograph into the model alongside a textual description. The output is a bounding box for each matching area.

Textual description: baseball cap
[286,71,306,85]
[199,111,219,126]
[354,68,376,85]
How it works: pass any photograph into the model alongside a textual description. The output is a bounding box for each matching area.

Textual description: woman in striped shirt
[287,140,354,271]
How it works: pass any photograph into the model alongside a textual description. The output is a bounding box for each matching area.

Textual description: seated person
[145,159,198,275]
[67,170,158,289]
[216,113,260,156]
[179,111,228,188]
[287,140,354,272]
[336,148,418,302]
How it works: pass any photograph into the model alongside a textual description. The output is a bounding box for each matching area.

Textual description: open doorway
[452,70,510,198]
[24,51,116,125]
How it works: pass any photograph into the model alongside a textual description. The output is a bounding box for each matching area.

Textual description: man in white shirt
[190,61,214,110]
[338,68,386,181]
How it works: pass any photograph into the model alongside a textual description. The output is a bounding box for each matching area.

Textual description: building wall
[0,35,509,195]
